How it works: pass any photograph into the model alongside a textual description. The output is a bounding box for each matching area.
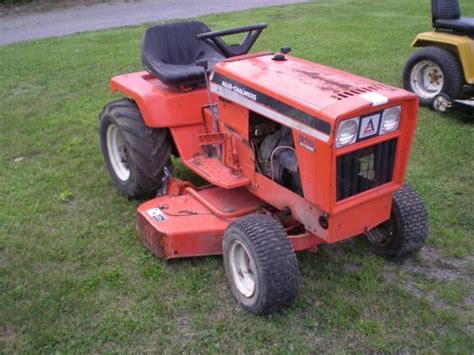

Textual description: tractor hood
[211,53,413,142]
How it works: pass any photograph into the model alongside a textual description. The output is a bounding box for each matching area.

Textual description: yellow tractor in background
[403,0,473,113]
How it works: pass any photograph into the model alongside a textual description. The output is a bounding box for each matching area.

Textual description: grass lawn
[1,0,473,352]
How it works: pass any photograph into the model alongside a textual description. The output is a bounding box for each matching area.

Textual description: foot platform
[184,154,250,189]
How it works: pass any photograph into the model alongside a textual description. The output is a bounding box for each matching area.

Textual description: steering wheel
[197,23,267,58]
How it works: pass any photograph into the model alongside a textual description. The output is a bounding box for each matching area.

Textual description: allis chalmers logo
[364,118,375,134]
[359,114,380,139]
[221,80,257,101]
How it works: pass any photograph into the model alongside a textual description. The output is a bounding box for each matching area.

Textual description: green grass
[1,0,473,352]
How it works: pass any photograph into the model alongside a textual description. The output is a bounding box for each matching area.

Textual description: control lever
[196,59,221,158]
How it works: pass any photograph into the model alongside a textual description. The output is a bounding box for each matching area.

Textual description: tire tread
[224,215,299,315]
[99,98,172,199]
[369,185,429,260]
[403,46,463,106]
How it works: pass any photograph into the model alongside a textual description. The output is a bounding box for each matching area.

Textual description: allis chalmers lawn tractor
[403,0,474,113]
[99,21,428,315]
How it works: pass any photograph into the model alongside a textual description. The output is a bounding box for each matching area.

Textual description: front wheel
[99,98,172,199]
[403,46,463,107]
[223,215,299,315]
[365,185,429,260]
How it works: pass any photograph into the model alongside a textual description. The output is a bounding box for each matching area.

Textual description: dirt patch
[464,296,474,306]
[344,263,360,272]
[441,255,474,271]
[0,324,16,341]
[402,261,465,283]
[401,246,473,283]
[8,83,46,98]
[323,243,347,261]
[118,295,130,310]
[398,246,474,314]
[176,316,192,336]
[401,280,448,310]
[380,271,397,283]
[417,245,439,263]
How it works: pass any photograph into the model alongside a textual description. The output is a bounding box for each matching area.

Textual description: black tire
[403,46,463,106]
[365,185,429,260]
[223,215,299,315]
[99,98,172,199]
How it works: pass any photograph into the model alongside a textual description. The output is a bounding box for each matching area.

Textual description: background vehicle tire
[99,98,172,199]
[365,185,429,260]
[403,46,463,107]
[223,215,299,315]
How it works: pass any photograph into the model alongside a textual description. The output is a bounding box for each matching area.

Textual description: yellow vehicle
[403,0,473,112]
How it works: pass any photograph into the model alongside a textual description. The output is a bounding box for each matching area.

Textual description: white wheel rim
[229,240,256,298]
[434,96,449,112]
[106,124,130,181]
[410,61,444,99]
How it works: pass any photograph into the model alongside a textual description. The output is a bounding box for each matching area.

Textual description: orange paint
[112,52,419,258]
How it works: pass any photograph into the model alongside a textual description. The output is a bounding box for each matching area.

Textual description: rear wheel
[365,185,429,260]
[403,46,463,107]
[223,215,299,315]
[99,98,172,199]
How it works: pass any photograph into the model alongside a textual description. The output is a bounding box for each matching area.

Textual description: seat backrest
[141,21,216,66]
[431,0,461,21]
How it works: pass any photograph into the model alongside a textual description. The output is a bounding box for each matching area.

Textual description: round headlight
[381,106,401,133]
[336,119,358,147]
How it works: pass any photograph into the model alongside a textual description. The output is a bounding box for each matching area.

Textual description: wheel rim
[229,240,256,298]
[433,95,449,113]
[106,124,130,181]
[367,219,396,248]
[410,61,444,99]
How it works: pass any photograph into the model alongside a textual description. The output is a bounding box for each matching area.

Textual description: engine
[250,112,303,195]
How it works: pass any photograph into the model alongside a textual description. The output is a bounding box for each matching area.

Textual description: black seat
[141,21,225,87]
[432,0,474,35]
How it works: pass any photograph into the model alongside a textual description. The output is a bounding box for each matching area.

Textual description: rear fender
[412,32,474,84]
[110,71,209,127]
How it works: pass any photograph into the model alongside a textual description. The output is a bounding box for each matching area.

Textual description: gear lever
[196,59,221,158]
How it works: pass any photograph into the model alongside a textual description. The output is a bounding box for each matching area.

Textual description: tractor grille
[336,139,397,201]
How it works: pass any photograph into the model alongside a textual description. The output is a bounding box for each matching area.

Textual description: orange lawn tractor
[99,21,428,315]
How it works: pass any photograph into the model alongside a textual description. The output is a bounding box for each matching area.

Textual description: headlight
[380,106,401,133]
[336,118,359,148]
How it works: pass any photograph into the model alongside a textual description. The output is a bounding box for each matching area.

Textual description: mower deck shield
[136,186,264,259]
[136,185,322,259]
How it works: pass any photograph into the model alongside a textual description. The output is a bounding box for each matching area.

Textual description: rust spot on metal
[294,69,355,92]
[293,69,390,100]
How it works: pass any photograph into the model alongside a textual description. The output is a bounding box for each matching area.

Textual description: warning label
[146,208,167,223]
